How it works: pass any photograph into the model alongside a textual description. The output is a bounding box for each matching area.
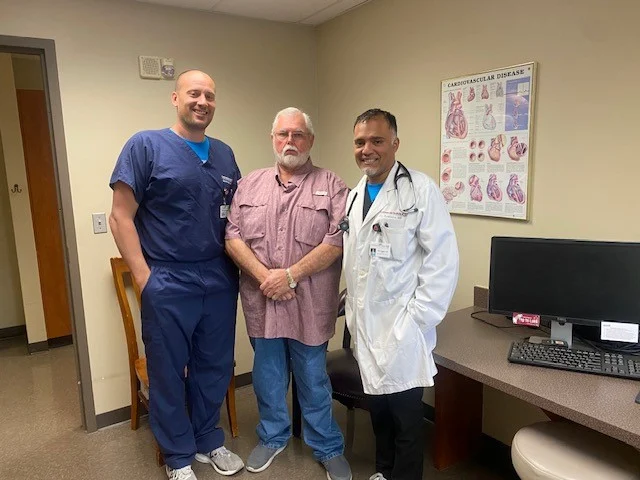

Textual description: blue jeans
[250,337,345,462]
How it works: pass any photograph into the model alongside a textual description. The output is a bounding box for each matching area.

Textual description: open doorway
[0,36,95,432]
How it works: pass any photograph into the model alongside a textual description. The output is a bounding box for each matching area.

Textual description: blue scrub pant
[141,258,238,469]
[250,337,345,463]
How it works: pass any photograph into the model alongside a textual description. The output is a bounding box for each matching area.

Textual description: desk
[432,306,640,469]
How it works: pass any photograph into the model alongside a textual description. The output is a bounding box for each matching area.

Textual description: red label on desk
[513,313,540,327]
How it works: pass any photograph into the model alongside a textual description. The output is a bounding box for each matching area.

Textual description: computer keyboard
[508,340,640,381]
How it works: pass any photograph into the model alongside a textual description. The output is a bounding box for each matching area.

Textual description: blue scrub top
[110,128,241,263]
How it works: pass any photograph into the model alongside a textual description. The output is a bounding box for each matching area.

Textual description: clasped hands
[260,268,295,302]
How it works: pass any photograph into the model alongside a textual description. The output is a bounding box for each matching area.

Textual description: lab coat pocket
[383,226,407,261]
[294,199,330,247]
[239,201,267,242]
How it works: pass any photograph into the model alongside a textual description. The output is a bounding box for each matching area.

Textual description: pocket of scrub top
[239,202,267,242]
[294,200,330,247]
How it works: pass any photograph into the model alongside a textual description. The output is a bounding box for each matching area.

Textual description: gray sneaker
[195,446,244,476]
[246,444,287,472]
[322,455,352,480]
[369,474,387,480]
[165,465,197,480]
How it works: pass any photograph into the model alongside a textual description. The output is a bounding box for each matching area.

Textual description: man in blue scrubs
[109,70,244,480]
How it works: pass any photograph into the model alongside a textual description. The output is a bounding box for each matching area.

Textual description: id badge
[370,242,391,259]
[220,205,230,219]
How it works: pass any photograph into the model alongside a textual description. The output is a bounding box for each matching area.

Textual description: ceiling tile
[213,0,336,23]
[300,0,370,25]
[134,0,371,25]
[136,0,218,11]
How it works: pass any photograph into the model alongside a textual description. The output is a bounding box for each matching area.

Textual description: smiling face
[353,115,399,184]
[171,70,216,136]
[271,112,314,170]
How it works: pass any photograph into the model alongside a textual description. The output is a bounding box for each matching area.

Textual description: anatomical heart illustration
[445,91,468,139]
[469,175,483,202]
[481,84,489,99]
[467,87,475,102]
[507,136,528,160]
[483,104,496,130]
[507,174,526,204]
[489,134,505,162]
[486,174,502,201]
[496,83,504,97]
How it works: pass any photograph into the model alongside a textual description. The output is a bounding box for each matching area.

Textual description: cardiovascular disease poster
[439,62,536,220]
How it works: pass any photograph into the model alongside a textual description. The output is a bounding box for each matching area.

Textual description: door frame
[0,35,96,432]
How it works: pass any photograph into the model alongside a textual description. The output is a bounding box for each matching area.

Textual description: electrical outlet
[92,213,107,234]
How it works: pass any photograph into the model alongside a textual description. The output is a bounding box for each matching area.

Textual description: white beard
[274,146,310,169]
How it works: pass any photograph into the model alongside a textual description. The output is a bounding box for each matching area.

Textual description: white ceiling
[134,0,371,25]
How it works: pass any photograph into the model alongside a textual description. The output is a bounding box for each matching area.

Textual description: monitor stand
[529,321,573,348]
[551,320,573,348]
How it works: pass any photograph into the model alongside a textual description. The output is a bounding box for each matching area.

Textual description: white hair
[271,107,315,136]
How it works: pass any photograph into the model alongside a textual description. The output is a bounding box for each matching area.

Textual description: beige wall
[0,54,48,341]
[316,0,640,444]
[0,0,317,415]
[0,132,24,329]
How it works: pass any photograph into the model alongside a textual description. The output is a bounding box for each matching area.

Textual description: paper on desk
[601,322,639,343]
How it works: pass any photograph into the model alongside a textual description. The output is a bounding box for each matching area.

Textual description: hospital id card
[370,242,391,259]
[220,205,230,219]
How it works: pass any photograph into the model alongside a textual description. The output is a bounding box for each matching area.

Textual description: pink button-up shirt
[225,160,348,346]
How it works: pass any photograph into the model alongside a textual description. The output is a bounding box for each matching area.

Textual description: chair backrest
[110,257,143,381]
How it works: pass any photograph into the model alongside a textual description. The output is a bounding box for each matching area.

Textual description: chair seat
[326,348,368,408]
[511,421,640,480]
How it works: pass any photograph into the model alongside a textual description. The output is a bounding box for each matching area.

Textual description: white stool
[511,421,640,480]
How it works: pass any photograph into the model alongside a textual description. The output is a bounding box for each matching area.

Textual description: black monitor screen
[488,237,640,326]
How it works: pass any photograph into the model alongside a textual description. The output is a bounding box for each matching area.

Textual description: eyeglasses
[274,130,309,141]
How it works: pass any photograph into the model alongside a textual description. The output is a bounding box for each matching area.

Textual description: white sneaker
[166,465,197,480]
[195,446,245,476]
[369,474,387,480]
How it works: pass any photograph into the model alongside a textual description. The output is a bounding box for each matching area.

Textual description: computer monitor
[488,236,640,347]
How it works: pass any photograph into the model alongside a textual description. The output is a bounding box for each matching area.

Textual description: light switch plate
[92,213,107,234]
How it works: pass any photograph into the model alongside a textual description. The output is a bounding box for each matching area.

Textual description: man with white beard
[225,108,352,480]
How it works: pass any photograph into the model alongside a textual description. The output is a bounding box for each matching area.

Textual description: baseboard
[0,325,27,339]
[422,402,435,422]
[96,405,132,429]
[48,335,73,348]
[235,371,252,388]
[27,340,49,354]
[26,335,74,354]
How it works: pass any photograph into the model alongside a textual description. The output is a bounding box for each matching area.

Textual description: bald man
[110,70,244,480]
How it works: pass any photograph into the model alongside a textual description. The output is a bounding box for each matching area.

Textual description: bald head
[171,69,217,140]
[175,69,215,92]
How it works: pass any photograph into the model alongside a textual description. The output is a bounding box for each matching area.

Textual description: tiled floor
[0,335,518,479]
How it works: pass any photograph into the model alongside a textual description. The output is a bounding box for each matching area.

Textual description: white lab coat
[343,161,459,395]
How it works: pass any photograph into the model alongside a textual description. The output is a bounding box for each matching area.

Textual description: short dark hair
[353,109,398,136]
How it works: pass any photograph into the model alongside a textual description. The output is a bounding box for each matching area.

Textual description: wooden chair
[110,257,239,465]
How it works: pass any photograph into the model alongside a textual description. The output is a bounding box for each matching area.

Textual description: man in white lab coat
[342,109,459,480]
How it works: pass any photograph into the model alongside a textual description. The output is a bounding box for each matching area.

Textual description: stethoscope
[339,161,417,233]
